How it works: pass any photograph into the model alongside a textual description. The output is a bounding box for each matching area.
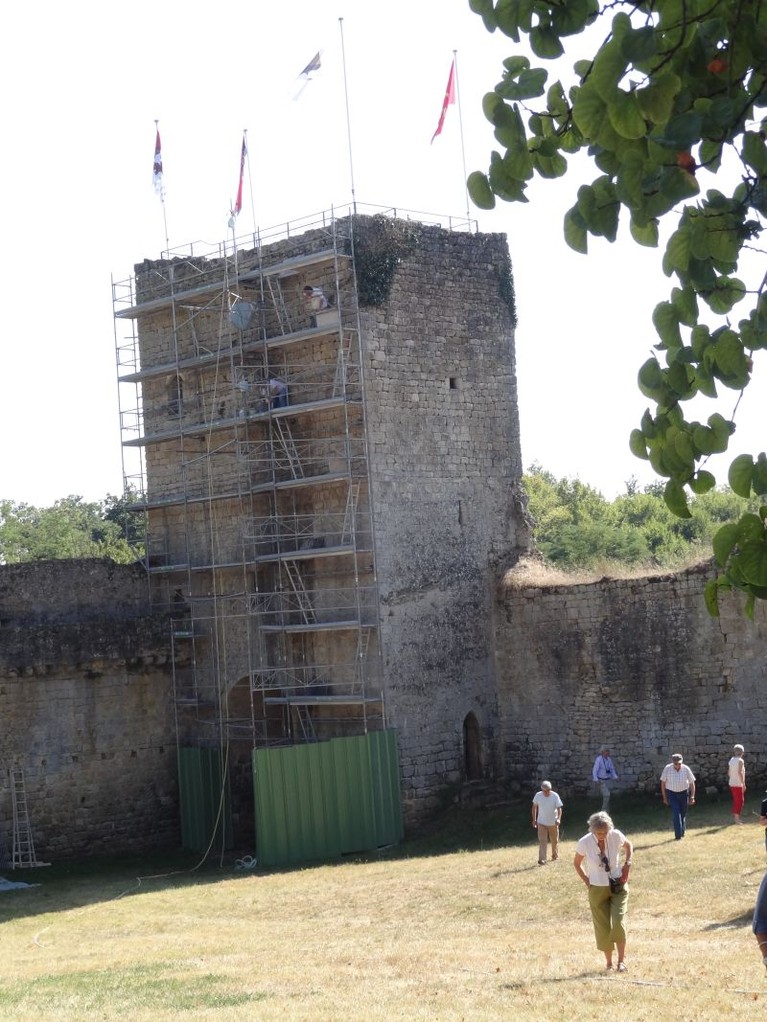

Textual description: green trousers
[587,883,629,951]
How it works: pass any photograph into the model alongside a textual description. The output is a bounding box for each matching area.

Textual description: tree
[523,464,754,569]
[469,0,767,615]
[0,495,143,565]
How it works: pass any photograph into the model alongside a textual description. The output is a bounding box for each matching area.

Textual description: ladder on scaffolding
[333,332,353,396]
[266,276,292,334]
[293,703,317,742]
[284,560,316,624]
[342,483,360,545]
[9,766,47,869]
[272,418,303,479]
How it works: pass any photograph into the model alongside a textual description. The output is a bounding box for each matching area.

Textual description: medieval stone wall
[360,224,531,817]
[495,561,767,798]
[0,561,179,862]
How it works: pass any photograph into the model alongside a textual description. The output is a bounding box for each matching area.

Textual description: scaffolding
[112,207,386,752]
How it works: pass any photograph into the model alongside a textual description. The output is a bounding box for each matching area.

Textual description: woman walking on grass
[573,811,634,972]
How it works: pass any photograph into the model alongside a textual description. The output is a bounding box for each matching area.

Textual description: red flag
[431,59,456,144]
[152,128,164,199]
[233,134,247,216]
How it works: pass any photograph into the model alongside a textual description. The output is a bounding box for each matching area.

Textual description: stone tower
[113,208,529,841]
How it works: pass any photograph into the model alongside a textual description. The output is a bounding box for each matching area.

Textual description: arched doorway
[463,712,482,781]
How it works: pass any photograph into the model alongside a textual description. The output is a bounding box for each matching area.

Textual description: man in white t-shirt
[532,781,564,865]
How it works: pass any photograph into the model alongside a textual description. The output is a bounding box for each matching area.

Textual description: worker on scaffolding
[303,284,328,327]
[268,377,289,409]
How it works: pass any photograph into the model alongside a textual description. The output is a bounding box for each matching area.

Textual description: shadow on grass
[0,790,755,925]
[703,911,753,930]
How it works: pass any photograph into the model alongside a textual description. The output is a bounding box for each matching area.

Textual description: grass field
[1,792,766,1021]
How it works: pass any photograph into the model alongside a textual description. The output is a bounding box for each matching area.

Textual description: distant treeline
[523,464,760,571]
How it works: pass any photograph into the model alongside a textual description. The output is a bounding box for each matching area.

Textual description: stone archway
[463,712,483,781]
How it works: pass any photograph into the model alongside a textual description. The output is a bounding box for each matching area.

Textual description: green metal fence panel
[177,746,232,854]
[253,731,402,867]
[368,730,405,846]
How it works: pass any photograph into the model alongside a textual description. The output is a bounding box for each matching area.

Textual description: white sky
[1,0,764,506]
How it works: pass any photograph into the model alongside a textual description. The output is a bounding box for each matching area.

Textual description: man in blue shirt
[592,746,619,811]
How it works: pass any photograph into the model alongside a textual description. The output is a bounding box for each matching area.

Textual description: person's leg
[732,785,745,822]
[600,781,611,811]
[588,885,614,966]
[610,888,629,967]
[668,790,684,838]
[680,790,689,835]
[537,824,548,863]
[550,824,559,860]
[753,873,767,967]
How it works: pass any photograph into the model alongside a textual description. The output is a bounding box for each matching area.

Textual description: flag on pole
[232,134,247,217]
[300,50,322,77]
[293,50,322,100]
[431,59,456,144]
[152,128,164,199]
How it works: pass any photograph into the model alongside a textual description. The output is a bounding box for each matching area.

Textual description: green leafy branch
[469,0,767,613]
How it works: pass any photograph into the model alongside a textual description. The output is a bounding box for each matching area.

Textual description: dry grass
[1,795,766,1021]
[502,553,711,589]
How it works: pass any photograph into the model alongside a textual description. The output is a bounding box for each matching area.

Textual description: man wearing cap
[660,754,696,840]
[532,781,564,865]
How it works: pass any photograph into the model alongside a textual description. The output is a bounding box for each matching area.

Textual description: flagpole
[154,119,170,254]
[338,17,357,213]
[452,52,471,227]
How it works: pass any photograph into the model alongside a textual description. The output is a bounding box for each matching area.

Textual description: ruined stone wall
[360,223,531,817]
[0,561,178,862]
[496,562,767,798]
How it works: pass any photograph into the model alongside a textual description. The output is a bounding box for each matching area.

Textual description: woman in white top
[573,811,634,972]
[728,744,746,823]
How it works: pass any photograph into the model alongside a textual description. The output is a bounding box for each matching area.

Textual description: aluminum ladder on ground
[10,766,46,869]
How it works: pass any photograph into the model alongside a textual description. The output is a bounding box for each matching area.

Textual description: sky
[1,0,764,506]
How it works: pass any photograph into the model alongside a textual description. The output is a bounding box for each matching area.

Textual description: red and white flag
[152,128,164,199]
[232,134,247,217]
[431,59,456,144]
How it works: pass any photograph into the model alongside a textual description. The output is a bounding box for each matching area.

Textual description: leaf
[652,301,682,349]
[689,470,716,494]
[657,111,703,150]
[498,67,548,101]
[738,540,767,588]
[563,206,588,253]
[663,478,692,519]
[467,171,496,210]
[708,412,734,453]
[572,83,607,139]
[638,357,664,397]
[630,217,659,246]
[703,577,721,617]
[671,286,698,327]
[703,276,747,315]
[636,73,681,123]
[607,90,647,139]
[629,429,649,459]
[530,24,565,59]
[754,453,767,495]
[729,454,755,498]
[713,522,740,566]
[663,228,692,275]
[621,25,658,65]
